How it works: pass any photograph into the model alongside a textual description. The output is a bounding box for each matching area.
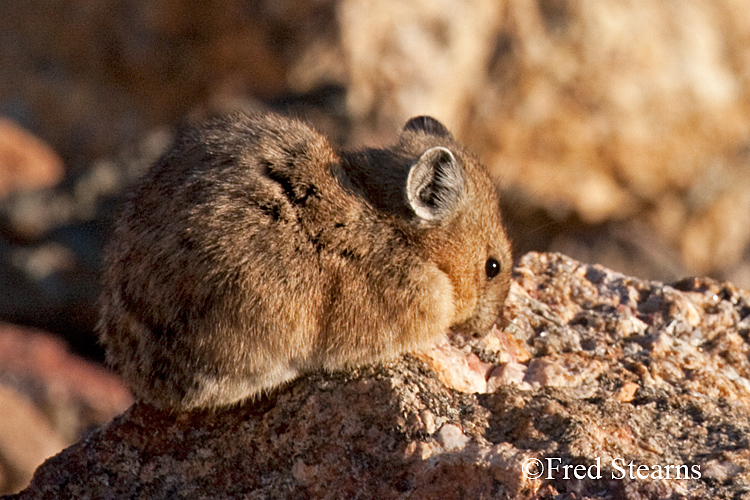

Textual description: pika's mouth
[448,319,495,341]
[448,303,508,340]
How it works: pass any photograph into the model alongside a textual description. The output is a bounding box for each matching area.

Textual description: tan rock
[338,0,750,285]
[340,0,503,133]
[0,385,66,495]
[612,381,640,403]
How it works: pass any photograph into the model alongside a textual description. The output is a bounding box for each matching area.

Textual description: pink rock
[486,362,529,392]
[0,323,132,443]
[416,338,490,393]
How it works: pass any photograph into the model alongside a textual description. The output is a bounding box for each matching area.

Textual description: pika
[98,112,512,410]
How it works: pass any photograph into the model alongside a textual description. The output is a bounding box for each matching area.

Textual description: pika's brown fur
[98,113,511,410]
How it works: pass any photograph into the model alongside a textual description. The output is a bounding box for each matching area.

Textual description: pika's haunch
[98,113,512,410]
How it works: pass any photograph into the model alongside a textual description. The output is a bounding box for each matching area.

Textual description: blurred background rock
[1,0,750,493]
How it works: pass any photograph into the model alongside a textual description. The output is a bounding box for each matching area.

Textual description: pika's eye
[485,257,501,280]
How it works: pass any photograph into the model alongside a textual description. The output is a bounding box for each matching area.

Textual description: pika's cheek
[449,282,510,338]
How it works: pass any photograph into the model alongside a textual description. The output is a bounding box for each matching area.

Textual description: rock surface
[6,252,750,499]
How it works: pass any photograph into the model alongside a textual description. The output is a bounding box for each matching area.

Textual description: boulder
[7,252,750,499]
[341,0,750,283]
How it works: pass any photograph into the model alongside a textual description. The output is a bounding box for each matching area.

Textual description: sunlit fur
[98,113,512,410]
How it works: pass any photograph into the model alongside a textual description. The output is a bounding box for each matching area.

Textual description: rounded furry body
[98,113,511,410]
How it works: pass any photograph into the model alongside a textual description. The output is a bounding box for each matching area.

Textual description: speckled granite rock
[7,252,750,499]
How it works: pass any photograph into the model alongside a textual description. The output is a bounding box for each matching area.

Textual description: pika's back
[99,112,511,410]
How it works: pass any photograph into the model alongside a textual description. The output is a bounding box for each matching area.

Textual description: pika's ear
[402,116,453,139]
[407,147,465,221]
